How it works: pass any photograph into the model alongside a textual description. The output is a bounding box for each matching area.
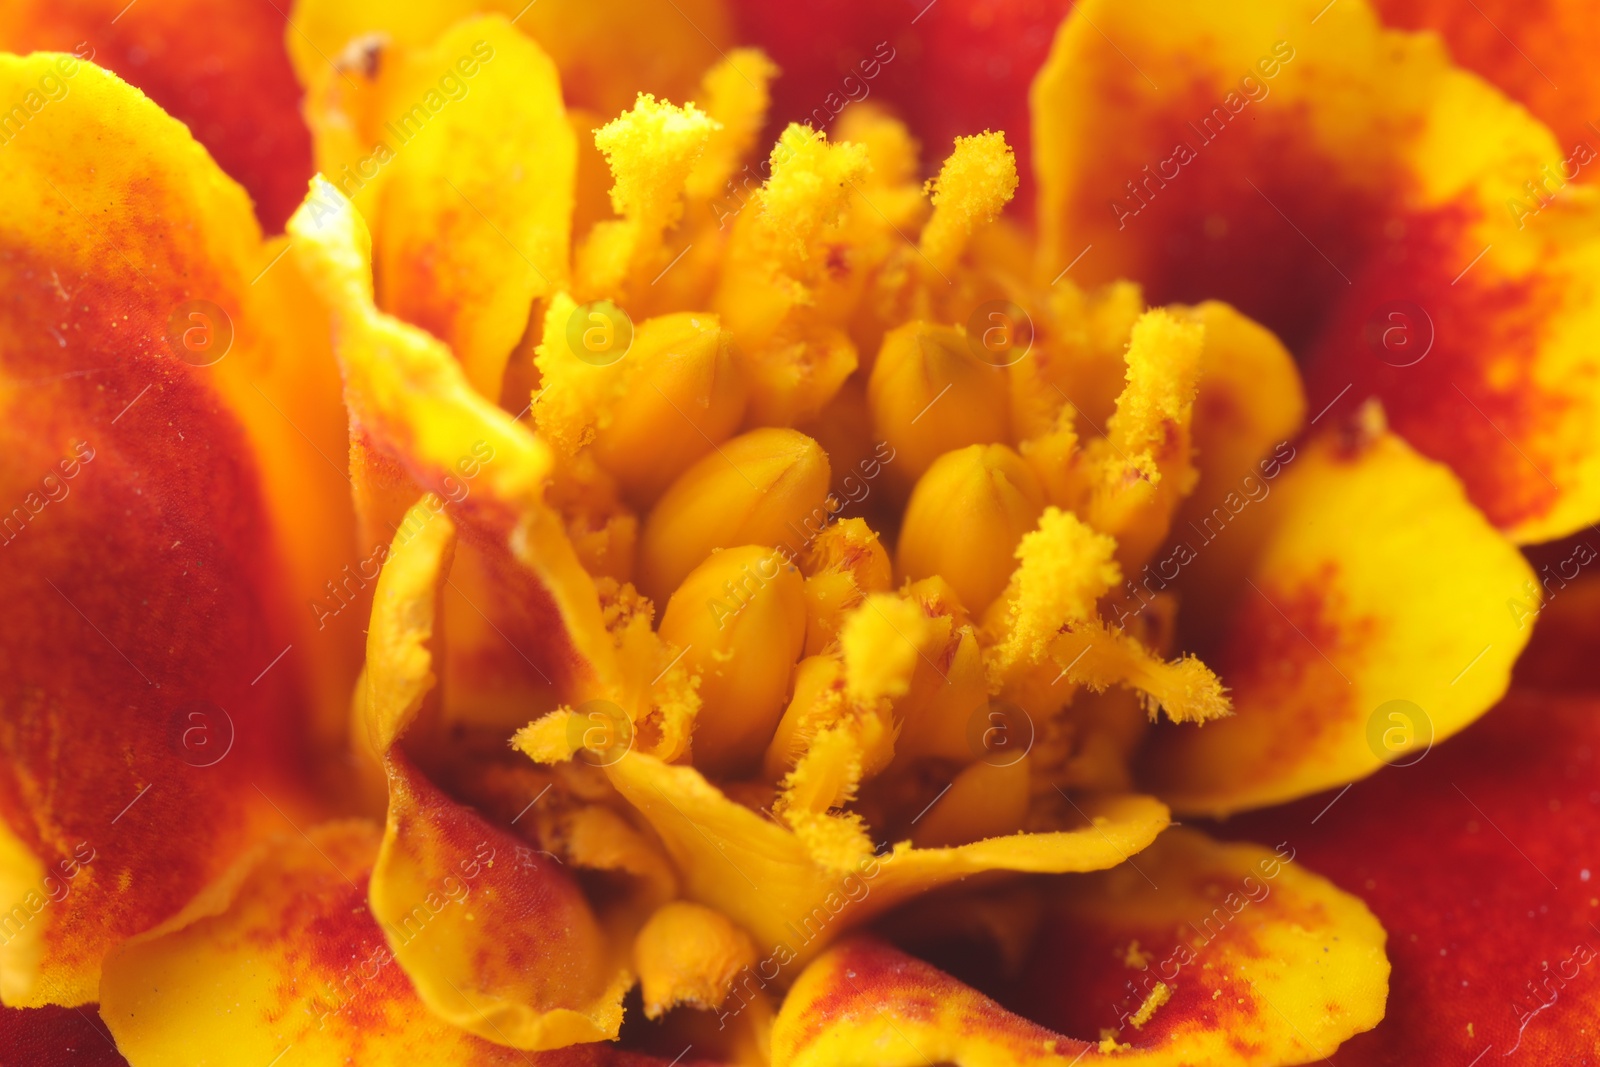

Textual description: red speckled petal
[0,0,313,232]
[0,56,345,1007]
[0,1005,127,1067]
[1142,423,1533,816]
[1033,0,1600,542]
[772,829,1390,1067]
[98,821,691,1066]
[1219,691,1600,1065]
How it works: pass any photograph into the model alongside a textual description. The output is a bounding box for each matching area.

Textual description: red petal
[1221,691,1600,1064]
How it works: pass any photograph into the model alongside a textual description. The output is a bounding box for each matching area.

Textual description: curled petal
[772,829,1388,1066]
[0,56,346,1006]
[1141,419,1534,815]
[1033,0,1600,540]
[289,178,622,698]
[359,497,631,1048]
[584,749,1169,970]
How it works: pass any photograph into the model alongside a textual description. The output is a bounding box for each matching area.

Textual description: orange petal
[288,0,731,122]
[1141,418,1533,815]
[303,16,576,398]
[1033,0,1600,541]
[773,827,1389,1066]
[98,821,677,1065]
[0,56,345,1006]
[0,0,313,231]
[1223,690,1600,1065]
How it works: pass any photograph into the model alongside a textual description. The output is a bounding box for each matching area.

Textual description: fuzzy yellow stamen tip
[759,124,871,264]
[995,506,1122,672]
[686,49,780,201]
[919,130,1018,273]
[840,593,933,705]
[595,93,719,225]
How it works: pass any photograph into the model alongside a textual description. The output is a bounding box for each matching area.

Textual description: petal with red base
[0,0,313,232]
[1140,420,1533,816]
[1032,0,1600,541]
[99,821,680,1066]
[772,828,1389,1067]
[1220,690,1600,1065]
[0,56,343,1007]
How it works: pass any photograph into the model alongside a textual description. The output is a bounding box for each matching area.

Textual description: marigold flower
[0,1,1596,1065]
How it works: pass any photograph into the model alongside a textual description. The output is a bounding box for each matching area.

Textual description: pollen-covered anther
[987,506,1122,682]
[658,544,807,776]
[637,426,831,602]
[868,321,1011,491]
[577,93,721,295]
[918,130,1019,276]
[1084,309,1204,569]
[898,443,1047,616]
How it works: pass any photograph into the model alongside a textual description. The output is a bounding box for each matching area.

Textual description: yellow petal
[1142,417,1535,814]
[771,829,1388,1067]
[357,495,631,1048]
[304,16,575,398]
[592,749,1170,970]
[288,0,731,121]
